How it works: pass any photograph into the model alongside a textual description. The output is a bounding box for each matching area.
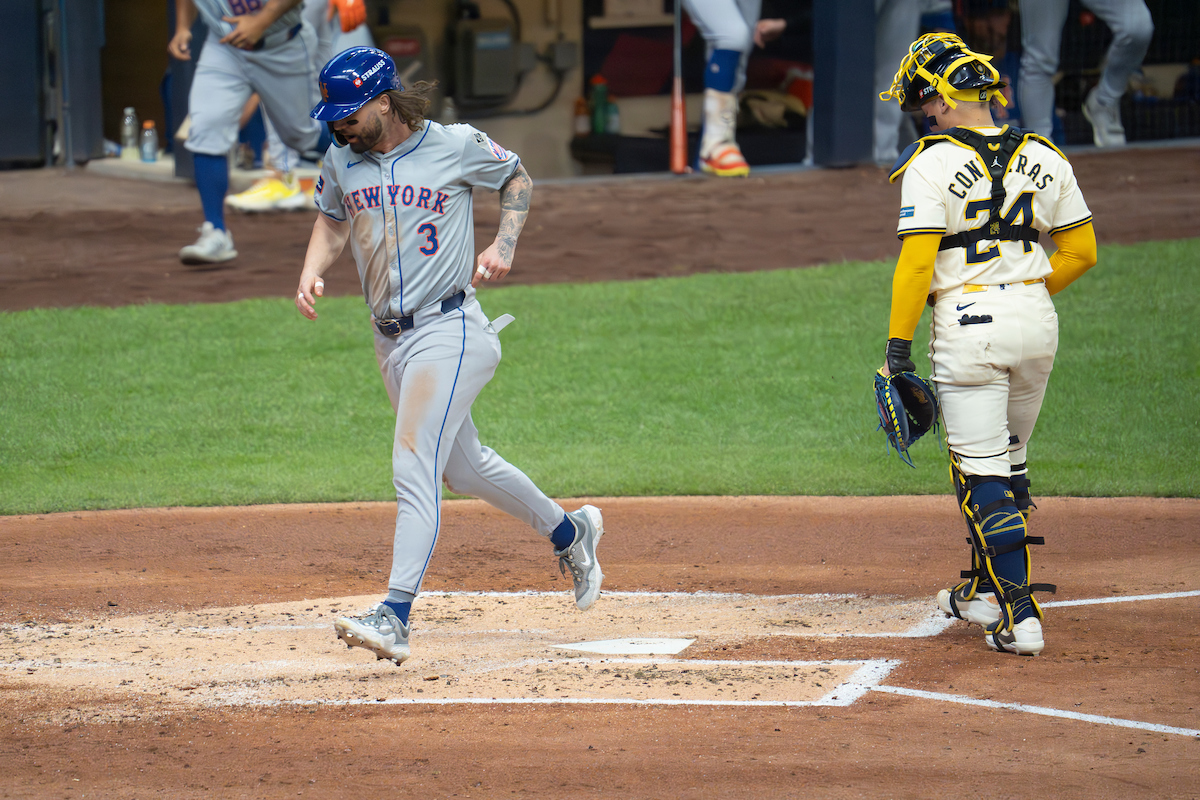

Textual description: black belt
[252,23,302,51]
[374,291,466,336]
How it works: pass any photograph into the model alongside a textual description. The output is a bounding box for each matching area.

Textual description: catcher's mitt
[329,0,367,33]
[874,369,940,467]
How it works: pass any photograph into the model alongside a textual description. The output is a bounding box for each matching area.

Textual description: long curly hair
[381,81,438,132]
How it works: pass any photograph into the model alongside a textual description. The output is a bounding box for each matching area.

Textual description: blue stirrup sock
[550,514,577,550]
[192,152,229,230]
[383,590,415,626]
[705,48,741,93]
[970,478,1036,623]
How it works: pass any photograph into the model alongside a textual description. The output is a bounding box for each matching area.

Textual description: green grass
[1,238,1197,514]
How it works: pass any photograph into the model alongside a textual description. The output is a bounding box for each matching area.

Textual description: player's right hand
[296,277,325,321]
[168,29,192,61]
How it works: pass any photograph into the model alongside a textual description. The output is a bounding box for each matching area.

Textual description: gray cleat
[334,603,411,665]
[1082,87,1126,148]
[556,505,604,611]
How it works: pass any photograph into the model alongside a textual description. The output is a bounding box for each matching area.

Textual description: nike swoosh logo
[956,302,975,311]
[347,160,363,169]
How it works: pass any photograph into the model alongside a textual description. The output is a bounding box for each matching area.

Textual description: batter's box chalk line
[269,659,901,709]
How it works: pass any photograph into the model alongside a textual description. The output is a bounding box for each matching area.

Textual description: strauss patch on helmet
[354,59,387,88]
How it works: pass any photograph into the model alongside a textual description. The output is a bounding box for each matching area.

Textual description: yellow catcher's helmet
[879,33,1007,112]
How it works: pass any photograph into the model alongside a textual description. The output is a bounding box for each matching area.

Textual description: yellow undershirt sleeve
[1045,222,1098,295]
[887,233,941,341]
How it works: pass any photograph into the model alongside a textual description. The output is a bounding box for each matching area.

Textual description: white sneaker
[556,505,604,611]
[937,586,1001,626]
[226,175,302,212]
[985,616,1044,656]
[179,222,237,265]
[334,604,411,664]
[1083,88,1126,147]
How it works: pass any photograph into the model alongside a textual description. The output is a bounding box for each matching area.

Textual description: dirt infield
[1,147,1198,797]
[2,498,1198,798]
[0,145,1197,312]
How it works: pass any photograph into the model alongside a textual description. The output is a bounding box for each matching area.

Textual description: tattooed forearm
[496,165,532,264]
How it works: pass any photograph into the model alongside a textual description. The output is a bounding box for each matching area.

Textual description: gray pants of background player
[1018,0,1154,137]
[681,0,763,95]
[874,0,920,164]
[186,27,322,158]
[263,5,375,172]
[372,297,565,596]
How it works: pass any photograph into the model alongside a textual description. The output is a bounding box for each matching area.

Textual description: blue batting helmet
[311,47,403,121]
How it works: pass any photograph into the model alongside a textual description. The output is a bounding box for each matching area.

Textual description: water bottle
[606,97,620,135]
[120,107,139,159]
[589,75,608,136]
[140,120,159,163]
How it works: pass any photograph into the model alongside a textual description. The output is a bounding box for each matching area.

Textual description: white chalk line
[232,658,901,709]
[871,685,1200,738]
[1042,589,1200,608]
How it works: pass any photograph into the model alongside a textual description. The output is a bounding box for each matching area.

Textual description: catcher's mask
[310,46,403,123]
[879,33,1007,112]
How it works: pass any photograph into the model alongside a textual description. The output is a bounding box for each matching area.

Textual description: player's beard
[347,114,385,153]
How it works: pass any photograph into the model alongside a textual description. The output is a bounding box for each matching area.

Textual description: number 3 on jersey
[963,191,1035,264]
[418,223,439,256]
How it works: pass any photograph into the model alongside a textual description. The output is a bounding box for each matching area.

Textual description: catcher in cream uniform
[879,34,1098,656]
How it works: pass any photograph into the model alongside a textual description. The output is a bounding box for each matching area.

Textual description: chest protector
[889,125,1059,252]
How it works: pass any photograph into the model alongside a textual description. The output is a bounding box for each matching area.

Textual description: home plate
[552,638,694,655]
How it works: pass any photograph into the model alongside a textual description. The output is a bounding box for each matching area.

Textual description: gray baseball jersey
[315,122,520,320]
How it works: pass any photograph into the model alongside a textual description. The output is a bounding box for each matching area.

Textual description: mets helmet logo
[320,81,330,102]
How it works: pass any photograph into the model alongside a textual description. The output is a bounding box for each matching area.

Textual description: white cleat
[179,222,237,265]
[985,617,1044,656]
[334,604,411,665]
[556,505,604,611]
[937,587,1001,626]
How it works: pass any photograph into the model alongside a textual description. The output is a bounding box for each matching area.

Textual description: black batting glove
[885,338,916,374]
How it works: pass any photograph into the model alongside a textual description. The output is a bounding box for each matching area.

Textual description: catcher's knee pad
[1009,461,1037,521]
[956,470,1056,629]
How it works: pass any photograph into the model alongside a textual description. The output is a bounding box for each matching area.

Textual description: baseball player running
[293,48,604,665]
[879,33,1098,655]
[682,0,761,176]
[169,0,326,264]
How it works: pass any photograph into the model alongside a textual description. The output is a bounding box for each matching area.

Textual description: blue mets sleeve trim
[1049,215,1093,236]
[319,208,347,222]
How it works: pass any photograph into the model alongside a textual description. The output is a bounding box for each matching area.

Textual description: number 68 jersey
[894,125,1092,295]
[315,121,521,320]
